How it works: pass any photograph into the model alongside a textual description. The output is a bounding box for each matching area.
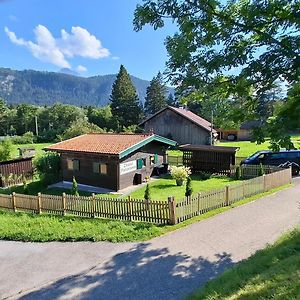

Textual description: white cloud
[112,56,120,60]
[4,25,110,69]
[76,65,87,73]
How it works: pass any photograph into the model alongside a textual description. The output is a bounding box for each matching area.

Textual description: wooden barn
[179,144,239,175]
[0,157,34,187]
[45,133,177,191]
[139,106,218,145]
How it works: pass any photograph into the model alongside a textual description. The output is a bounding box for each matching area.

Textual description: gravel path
[1,178,300,300]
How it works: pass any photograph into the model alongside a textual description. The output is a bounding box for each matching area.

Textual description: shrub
[12,131,35,144]
[197,171,212,180]
[170,166,191,186]
[34,152,61,184]
[235,165,242,180]
[144,183,151,201]
[0,139,13,162]
[258,163,265,176]
[185,176,193,197]
[71,176,79,196]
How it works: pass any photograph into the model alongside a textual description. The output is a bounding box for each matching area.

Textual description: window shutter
[154,154,158,164]
[100,163,107,174]
[137,159,143,169]
[93,162,100,173]
[73,159,80,171]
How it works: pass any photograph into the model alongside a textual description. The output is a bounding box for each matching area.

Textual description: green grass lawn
[11,143,51,158]
[130,175,238,201]
[0,184,291,242]
[189,225,300,300]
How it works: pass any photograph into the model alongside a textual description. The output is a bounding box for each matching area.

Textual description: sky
[0,0,177,80]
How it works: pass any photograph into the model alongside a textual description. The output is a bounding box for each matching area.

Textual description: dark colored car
[241,150,300,176]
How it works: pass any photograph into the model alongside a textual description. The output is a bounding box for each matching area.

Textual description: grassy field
[168,135,300,159]
[11,143,51,158]
[0,184,290,242]
[130,175,238,201]
[189,225,300,299]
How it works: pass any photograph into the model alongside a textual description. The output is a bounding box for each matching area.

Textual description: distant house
[139,106,217,145]
[45,133,176,191]
[218,120,263,141]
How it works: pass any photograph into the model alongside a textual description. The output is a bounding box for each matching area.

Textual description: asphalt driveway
[1,178,300,300]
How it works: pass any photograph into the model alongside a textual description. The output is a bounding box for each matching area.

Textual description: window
[150,154,158,165]
[137,157,147,169]
[67,159,80,171]
[93,162,108,175]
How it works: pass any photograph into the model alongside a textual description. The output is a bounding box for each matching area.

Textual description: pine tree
[110,65,143,129]
[166,92,176,107]
[71,176,79,196]
[144,183,151,201]
[144,72,167,116]
[185,176,193,198]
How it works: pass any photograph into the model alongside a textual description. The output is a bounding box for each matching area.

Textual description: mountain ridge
[0,67,172,107]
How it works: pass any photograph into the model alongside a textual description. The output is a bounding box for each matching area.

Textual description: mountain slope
[0,68,169,107]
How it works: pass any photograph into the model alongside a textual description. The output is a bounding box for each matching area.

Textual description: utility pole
[35,115,39,136]
[210,109,214,146]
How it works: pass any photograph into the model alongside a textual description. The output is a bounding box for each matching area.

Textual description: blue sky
[0,0,176,80]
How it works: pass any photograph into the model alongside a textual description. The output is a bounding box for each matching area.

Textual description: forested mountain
[0,67,171,107]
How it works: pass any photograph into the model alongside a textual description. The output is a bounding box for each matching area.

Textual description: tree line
[0,65,176,142]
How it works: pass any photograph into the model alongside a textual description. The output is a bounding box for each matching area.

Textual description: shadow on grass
[19,244,234,300]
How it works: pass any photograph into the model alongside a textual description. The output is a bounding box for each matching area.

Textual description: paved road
[1,179,300,300]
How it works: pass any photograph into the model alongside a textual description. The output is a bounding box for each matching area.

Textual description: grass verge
[0,184,291,242]
[188,224,300,299]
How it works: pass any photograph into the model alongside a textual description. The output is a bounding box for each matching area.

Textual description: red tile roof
[140,106,217,133]
[45,133,154,155]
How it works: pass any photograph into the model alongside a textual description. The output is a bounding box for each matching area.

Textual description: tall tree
[110,65,143,128]
[134,0,299,96]
[0,99,8,135]
[144,72,167,115]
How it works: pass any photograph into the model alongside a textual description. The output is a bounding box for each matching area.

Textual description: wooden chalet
[139,106,218,145]
[45,133,177,191]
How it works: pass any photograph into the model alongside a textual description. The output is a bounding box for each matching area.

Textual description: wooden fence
[175,167,292,223]
[0,193,170,225]
[0,167,292,225]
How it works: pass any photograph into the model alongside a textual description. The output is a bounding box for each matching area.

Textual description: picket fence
[0,167,292,225]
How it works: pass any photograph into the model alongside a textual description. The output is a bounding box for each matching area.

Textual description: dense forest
[0,67,173,107]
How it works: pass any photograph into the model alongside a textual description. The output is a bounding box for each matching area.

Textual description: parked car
[241,150,300,176]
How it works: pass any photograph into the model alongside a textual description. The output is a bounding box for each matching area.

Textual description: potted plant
[170,166,191,186]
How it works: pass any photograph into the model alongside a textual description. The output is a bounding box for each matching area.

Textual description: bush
[11,131,35,144]
[34,152,61,184]
[170,166,191,186]
[144,183,151,201]
[71,176,79,196]
[258,163,265,176]
[197,171,212,180]
[185,176,193,197]
[235,165,242,180]
[0,139,13,162]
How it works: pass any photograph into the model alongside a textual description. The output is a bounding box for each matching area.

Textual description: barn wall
[143,109,210,145]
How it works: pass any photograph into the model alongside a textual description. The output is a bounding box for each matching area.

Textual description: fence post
[197,193,201,215]
[37,192,42,214]
[62,192,66,216]
[168,196,177,225]
[225,185,229,206]
[127,196,132,221]
[91,193,96,218]
[263,174,266,192]
[11,192,16,212]
[289,166,292,184]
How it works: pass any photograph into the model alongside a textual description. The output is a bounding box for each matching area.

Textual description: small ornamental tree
[144,183,151,201]
[235,166,242,180]
[185,176,193,198]
[71,176,79,196]
[0,139,13,162]
[258,163,265,176]
[170,166,191,186]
